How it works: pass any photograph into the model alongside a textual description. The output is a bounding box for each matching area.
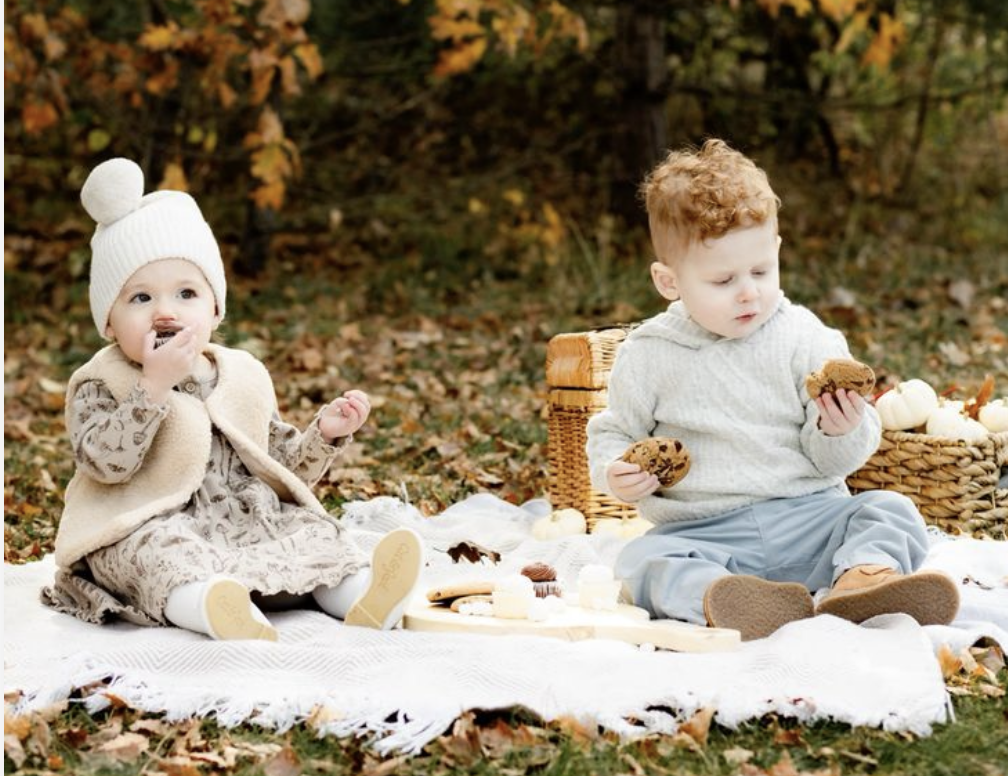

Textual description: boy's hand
[319,389,371,442]
[138,326,202,403]
[605,459,660,503]
[815,389,865,436]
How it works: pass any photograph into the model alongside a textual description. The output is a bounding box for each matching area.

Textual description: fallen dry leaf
[937,643,963,678]
[262,744,301,776]
[678,706,715,747]
[723,745,755,764]
[157,756,204,776]
[477,717,539,758]
[95,731,149,761]
[362,753,410,776]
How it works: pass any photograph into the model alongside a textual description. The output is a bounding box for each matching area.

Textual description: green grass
[7,688,1006,774]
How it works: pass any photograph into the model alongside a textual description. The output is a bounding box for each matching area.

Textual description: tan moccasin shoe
[816,564,959,625]
[703,575,815,641]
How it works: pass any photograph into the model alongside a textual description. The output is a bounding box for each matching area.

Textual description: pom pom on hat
[82,158,226,337]
[81,158,145,225]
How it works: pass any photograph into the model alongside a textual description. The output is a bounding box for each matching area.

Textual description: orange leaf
[252,181,285,210]
[819,0,858,21]
[964,374,995,420]
[249,47,279,105]
[434,37,488,77]
[678,706,715,747]
[20,12,49,41]
[278,55,300,96]
[862,12,905,69]
[217,81,237,108]
[158,161,189,192]
[251,144,293,184]
[22,100,59,133]
[293,42,324,79]
[429,15,485,42]
[145,59,180,96]
[139,22,180,51]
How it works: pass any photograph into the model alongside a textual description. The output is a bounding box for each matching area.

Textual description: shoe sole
[345,528,424,630]
[204,578,278,641]
[703,575,814,641]
[816,570,960,625]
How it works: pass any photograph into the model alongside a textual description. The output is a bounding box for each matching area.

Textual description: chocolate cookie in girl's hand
[621,437,691,488]
[805,359,876,400]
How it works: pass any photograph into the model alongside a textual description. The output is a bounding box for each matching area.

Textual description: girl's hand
[816,389,865,436]
[319,389,371,442]
[138,326,202,403]
[605,459,660,503]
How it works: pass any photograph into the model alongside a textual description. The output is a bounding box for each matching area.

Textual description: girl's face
[650,220,781,339]
[105,259,220,366]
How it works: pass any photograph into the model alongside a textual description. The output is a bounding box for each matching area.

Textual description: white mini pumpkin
[532,508,587,540]
[591,515,655,540]
[875,379,939,431]
[925,405,989,441]
[978,399,1008,433]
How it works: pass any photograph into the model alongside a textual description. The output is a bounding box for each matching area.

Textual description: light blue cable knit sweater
[586,295,881,526]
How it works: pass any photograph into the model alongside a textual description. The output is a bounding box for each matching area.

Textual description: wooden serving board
[402,599,740,653]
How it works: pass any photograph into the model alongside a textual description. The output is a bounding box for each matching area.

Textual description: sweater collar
[629,293,788,350]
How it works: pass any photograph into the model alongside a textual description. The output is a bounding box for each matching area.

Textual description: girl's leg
[312,569,372,619]
[313,528,424,629]
[164,577,277,641]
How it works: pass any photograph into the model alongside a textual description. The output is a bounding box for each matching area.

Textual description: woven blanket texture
[5,494,1007,754]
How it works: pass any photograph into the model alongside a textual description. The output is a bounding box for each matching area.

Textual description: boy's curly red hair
[641,139,780,264]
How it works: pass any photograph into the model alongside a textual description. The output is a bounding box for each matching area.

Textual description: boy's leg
[810,489,959,620]
[615,515,745,625]
[616,505,814,638]
[815,490,958,625]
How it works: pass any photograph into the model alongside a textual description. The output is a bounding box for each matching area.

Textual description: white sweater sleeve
[796,326,882,477]
[586,343,657,495]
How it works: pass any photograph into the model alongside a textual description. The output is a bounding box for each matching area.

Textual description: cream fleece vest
[55,344,328,568]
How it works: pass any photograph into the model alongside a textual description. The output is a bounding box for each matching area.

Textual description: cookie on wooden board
[426,581,495,606]
[449,594,493,613]
[620,437,691,488]
[805,358,876,399]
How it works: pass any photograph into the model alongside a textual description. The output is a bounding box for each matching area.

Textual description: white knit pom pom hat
[81,158,226,338]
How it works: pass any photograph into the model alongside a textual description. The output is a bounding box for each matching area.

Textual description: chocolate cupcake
[520,563,562,598]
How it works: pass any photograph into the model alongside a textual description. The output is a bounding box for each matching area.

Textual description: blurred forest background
[5,0,1008,552]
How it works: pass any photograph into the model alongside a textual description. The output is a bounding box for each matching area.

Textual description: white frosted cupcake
[492,574,536,619]
[578,564,622,611]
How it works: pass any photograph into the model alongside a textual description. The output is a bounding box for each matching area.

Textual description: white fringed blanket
[5,494,1008,754]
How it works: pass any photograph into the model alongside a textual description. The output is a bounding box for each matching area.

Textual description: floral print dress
[43,366,367,626]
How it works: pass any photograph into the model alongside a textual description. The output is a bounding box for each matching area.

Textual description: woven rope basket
[546,326,1008,538]
[847,429,1007,540]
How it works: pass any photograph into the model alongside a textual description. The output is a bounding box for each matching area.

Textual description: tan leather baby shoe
[703,575,815,641]
[816,564,959,625]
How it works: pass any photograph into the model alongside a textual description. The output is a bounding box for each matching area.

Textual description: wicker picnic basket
[545,325,1008,538]
[546,327,639,527]
[847,430,1008,540]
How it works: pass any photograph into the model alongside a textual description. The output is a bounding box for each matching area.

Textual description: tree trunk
[610,0,668,227]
